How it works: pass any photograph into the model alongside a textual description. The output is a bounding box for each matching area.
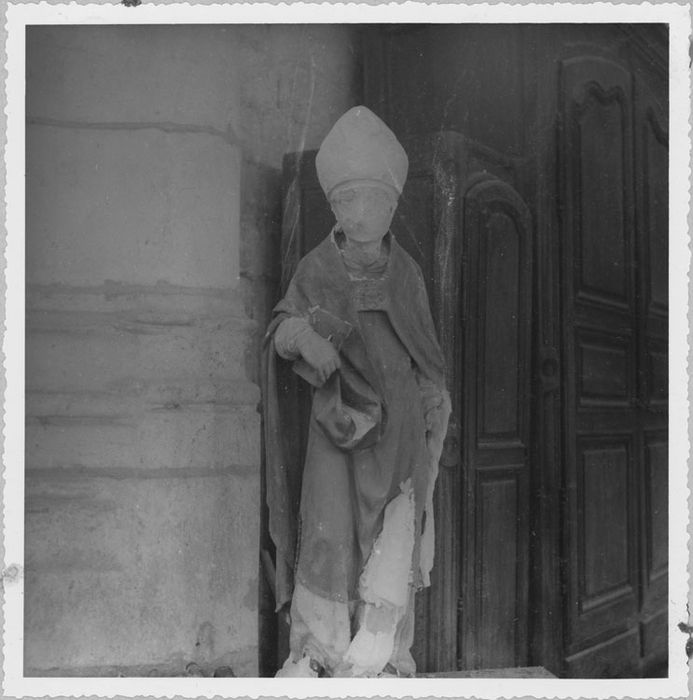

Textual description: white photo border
[3,3,690,699]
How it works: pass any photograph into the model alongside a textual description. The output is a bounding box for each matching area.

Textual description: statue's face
[329,183,398,243]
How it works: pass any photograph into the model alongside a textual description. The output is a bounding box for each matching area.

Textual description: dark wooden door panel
[563,58,635,312]
[644,433,668,583]
[576,96,630,305]
[576,329,633,408]
[459,177,532,669]
[640,427,668,652]
[559,55,641,662]
[645,340,668,411]
[640,105,669,320]
[565,628,641,678]
[466,179,533,451]
[565,433,640,651]
[478,211,521,442]
[577,437,638,611]
[473,468,529,668]
[641,610,668,665]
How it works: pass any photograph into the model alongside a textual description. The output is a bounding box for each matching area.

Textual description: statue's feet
[331,661,366,677]
[275,655,322,678]
[309,658,328,677]
[380,662,413,678]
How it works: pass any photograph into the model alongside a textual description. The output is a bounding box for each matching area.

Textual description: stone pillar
[25,26,259,676]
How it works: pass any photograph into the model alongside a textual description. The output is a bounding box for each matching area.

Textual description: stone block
[27,281,247,317]
[27,26,243,134]
[27,126,241,289]
[26,401,260,471]
[26,309,251,393]
[24,470,259,675]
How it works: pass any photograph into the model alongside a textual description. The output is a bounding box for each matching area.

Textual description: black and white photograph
[2,3,690,698]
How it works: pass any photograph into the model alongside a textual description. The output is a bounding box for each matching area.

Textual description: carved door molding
[457,175,533,669]
[634,75,669,671]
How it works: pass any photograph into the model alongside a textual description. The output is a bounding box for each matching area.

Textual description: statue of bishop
[263,106,451,678]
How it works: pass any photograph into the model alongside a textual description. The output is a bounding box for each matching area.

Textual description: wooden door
[386,141,535,673]
[457,176,533,669]
[557,54,668,676]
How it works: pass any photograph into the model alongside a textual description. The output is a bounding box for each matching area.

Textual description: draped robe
[262,231,447,617]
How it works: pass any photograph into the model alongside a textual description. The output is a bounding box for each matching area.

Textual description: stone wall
[24,24,358,676]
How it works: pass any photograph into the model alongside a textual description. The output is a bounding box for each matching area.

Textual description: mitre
[315,106,409,198]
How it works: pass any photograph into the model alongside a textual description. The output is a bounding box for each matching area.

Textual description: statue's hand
[296,330,341,384]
